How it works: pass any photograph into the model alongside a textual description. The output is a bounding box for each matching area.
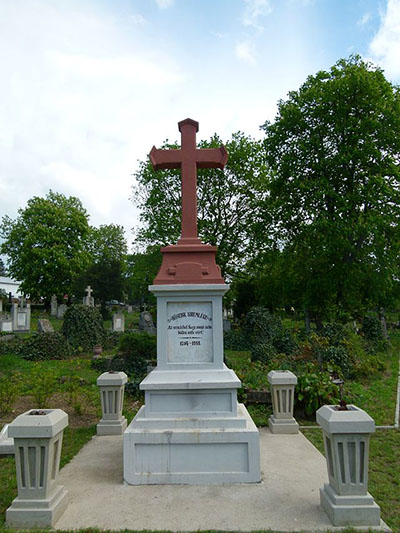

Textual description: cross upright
[150,119,228,245]
[85,285,93,299]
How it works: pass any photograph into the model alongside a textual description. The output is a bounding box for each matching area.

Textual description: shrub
[362,314,384,341]
[29,364,58,408]
[17,332,73,361]
[102,330,121,350]
[0,335,24,355]
[224,329,249,350]
[62,305,105,351]
[117,332,156,376]
[322,322,346,345]
[243,307,297,361]
[251,341,276,364]
[296,363,340,416]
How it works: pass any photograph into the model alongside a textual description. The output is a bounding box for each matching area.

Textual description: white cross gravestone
[83,285,94,307]
[123,119,260,485]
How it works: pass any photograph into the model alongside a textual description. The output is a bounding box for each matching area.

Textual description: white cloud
[358,12,371,26]
[235,40,257,65]
[242,0,272,31]
[369,0,400,80]
[130,14,146,25]
[155,0,174,9]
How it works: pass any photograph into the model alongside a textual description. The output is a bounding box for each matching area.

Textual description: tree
[125,246,162,305]
[0,191,90,301]
[0,258,6,276]
[74,224,128,309]
[259,55,400,321]
[132,132,268,278]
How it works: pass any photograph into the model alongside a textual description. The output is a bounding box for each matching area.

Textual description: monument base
[97,417,127,436]
[268,415,299,434]
[6,485,68,528]
[123,403,260,485]
[320,483,381,527]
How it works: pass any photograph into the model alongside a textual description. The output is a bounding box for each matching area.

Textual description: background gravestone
[112,313,125,332]
[11,299,31,332]
[0,300,2,313]
[37,319,54,333]
[0,316,13,333]
[57,304,67,319]
[83,285,94,307]
[50,295,58,317]
[223,318,232,332]
[139,311,156,335]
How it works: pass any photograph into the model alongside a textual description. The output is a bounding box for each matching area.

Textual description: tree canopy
[257,55,400,319]
[131,132,268,278]
[0,191,90,301]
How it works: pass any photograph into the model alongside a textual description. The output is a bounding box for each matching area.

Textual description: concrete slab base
[320,483,381,527]
[6,485,68,528]
[97,416,127,436]
[123,403,260,484]
[269,415,299,434]
[55,428,391,531]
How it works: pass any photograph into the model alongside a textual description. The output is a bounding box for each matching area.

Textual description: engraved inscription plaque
[167,302,213,363]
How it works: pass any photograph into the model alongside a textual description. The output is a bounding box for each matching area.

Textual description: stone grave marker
[57,304,67,319]
[50,294,58,316]
[38,318,54,333]
[11,298,31,332]
[0,299,3,313]
[112,313,125,332]
[83,285,94,307]
[0,316,13,332]
[223,318,232,332]
[123,118,260,485]
[138,310,156,335]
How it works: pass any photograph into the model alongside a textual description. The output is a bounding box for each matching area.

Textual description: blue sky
[0,0,399,251]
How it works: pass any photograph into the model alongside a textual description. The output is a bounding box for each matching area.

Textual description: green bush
[62,305,105,351]
[243,307,297,361]
[115,331,156,380]
[0,335,24,355]
[29,364,58,408]
[17,332,73,361]
[362,314,384,341]
[251,340,276,364]
[102,330,121,350]
[296,362,340,416]
[224,329,249,350]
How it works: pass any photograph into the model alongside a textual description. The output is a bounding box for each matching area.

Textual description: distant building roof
[0,276,22,297]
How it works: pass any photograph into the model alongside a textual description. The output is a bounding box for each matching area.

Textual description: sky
[0,0,399,253]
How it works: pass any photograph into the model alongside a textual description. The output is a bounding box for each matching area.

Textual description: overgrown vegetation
[62,304,105,351]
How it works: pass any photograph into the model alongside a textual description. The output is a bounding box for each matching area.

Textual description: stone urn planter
[6,409,69,528]
[97,371,128,435]
[93,344,103,358]
[316,404,381,527]
[267,370,298,434]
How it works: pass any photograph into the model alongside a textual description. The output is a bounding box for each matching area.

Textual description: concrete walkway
[55,429,390,532]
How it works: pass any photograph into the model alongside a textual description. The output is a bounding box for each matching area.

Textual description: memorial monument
[123,118,260,484]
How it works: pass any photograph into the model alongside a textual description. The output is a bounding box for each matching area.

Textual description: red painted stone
[150,118,228,285]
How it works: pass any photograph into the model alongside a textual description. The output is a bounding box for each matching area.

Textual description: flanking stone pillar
[317,404,381,527]
[267,370,298,434]
[97,371,128,435]
[6,409,68,528]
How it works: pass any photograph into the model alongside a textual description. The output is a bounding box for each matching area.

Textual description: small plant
[29,364,58,408]
[296,363,340,416]
[0,373,22,414]
[362,314,384,341]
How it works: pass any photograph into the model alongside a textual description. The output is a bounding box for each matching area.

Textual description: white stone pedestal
[268,370,299,434]
[6,409,68,528]
[317,404,381,527]
[97,371,127,435]
[123,284,261,485]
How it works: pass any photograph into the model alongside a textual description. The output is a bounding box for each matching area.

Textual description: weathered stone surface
[38,318,54,333]
[57,304,67,319]
[138,311,156,335]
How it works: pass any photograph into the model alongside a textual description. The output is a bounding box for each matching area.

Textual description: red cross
[150,118,228,245]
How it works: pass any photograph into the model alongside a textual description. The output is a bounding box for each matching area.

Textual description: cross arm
[196,146,228,169]
[149,146,182,170]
